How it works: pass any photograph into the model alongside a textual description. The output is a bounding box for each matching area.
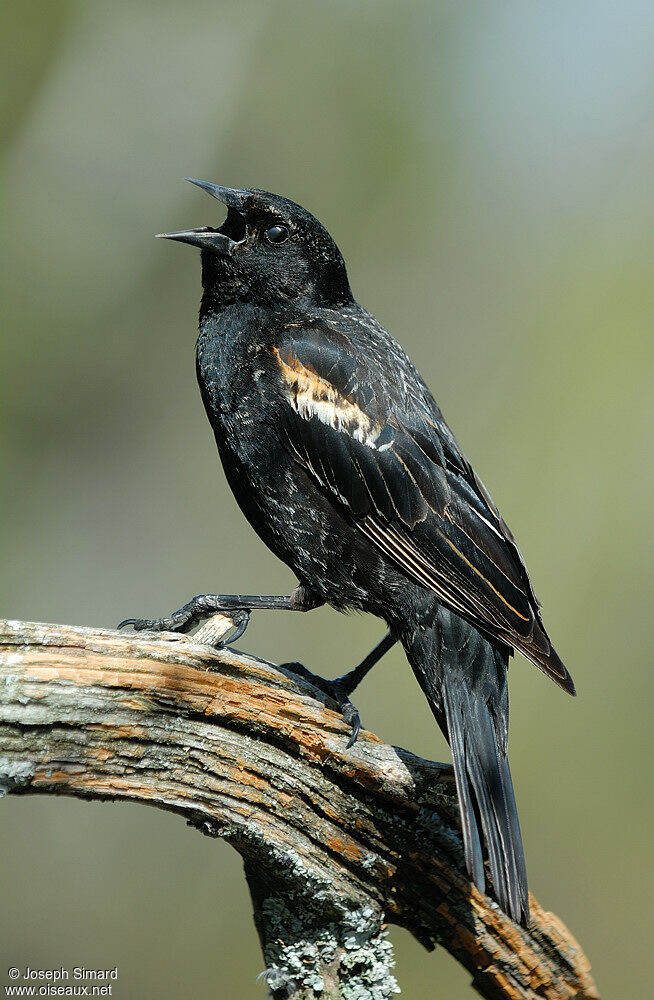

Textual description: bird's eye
[265,224,289,245]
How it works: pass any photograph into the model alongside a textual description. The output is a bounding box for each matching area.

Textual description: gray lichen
[238,819,401,997]
[259,896,399,999]
[0,758,34,797]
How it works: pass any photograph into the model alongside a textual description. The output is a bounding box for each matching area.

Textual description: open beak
[156,178,248,252]
[183,178,248,208]
[155,227,237,252]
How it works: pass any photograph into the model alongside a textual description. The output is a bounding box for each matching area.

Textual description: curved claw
[219,610,250,646]
[117,617,172,632]
[198,610,252,649]
[334,683,361,749]
[345,713,361,749]
[117,617,165,631]
[117,618,139,630]
[117,605,195,633]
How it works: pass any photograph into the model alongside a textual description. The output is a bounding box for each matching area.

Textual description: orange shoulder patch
[273,346,383,448]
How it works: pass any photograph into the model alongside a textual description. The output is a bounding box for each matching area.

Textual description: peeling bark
[0,620,597,1000]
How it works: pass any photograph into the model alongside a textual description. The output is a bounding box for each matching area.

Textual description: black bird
[121,179,575,927]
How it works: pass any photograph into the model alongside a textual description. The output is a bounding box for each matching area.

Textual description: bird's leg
[118,584,323,645]
[284,631,397,748]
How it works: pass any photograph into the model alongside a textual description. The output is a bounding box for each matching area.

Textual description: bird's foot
[118,591,310,641]
[281,661,362,748]
[118,599,251,648]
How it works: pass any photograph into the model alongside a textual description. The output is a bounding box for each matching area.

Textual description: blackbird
[120,179,575,926]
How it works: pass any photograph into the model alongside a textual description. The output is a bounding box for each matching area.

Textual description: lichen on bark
[249,886,399,1000]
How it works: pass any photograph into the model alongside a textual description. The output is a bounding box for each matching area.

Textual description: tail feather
[404,608,530,926]
[453,694,527,922]
[446,697,485,891]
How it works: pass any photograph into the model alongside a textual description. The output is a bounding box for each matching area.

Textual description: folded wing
[272,328,575,695]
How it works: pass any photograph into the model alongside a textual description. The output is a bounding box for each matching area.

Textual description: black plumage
[122,180,576,926]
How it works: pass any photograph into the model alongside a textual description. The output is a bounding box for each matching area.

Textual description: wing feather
[271,329,575,693]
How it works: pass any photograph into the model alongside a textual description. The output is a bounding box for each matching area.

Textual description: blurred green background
[1,2,652,997]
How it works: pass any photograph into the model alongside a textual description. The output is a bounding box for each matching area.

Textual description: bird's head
[159,179,352,310]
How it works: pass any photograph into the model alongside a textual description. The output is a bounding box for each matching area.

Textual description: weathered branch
[0,619,597,1000]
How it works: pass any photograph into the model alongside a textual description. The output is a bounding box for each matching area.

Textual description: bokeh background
[1,2,652,997]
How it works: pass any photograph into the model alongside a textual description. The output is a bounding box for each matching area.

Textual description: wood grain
[0,619,597,1000]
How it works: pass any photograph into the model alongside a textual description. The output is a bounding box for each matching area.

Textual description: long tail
[402,607,529,926]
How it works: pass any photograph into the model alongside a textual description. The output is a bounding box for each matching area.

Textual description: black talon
[117,618,139,630]
[344,710,361,749]
[117,617,167,631]
[117,615,184,632]
[214,610,251,647]
[280,663,364,748]
[333,683,362,748]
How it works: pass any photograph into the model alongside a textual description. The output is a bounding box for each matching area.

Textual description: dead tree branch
[0,619,597,1000]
